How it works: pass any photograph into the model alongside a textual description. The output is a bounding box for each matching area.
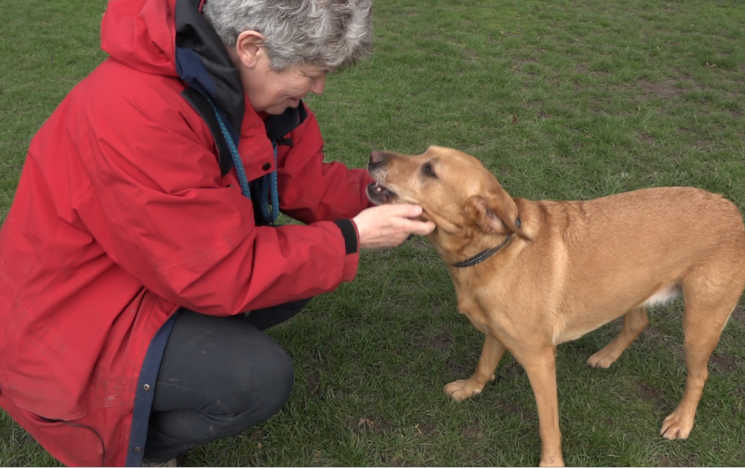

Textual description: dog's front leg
[515,346,565,467]
[445,334,506,402]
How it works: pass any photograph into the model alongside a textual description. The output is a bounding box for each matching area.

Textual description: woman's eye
[422,162,437,178]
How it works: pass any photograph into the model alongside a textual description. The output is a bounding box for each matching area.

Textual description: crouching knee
[231,343,295,427]
[254,346,295,420]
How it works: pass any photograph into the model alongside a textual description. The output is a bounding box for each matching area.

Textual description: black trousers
[143,299,310,461]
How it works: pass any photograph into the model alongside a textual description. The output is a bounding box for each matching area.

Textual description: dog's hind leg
[659,278,740,440]
[587,306,649,368]
[445,334,506,402]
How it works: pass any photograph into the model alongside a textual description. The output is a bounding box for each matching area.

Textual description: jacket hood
[101,0,245,132]
[101,0,180,77]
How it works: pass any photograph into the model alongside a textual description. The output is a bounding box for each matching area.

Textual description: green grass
[2,0,745,466]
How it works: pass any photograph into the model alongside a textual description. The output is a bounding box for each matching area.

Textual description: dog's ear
[466,191,531,240]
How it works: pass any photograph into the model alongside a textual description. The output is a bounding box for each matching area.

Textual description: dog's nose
[369,150,388,169]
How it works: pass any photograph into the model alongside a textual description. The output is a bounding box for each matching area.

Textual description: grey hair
[203,0,373,72]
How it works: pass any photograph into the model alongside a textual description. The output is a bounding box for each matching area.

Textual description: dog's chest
[451,273,525,343]
[455,291,495,335]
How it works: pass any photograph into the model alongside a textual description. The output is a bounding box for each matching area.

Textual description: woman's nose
[309,75,326,95]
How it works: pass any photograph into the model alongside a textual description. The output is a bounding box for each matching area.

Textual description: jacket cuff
[332,219,359,254]
[332,219,360,282]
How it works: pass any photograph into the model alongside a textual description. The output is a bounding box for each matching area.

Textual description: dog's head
[366,146,529,244]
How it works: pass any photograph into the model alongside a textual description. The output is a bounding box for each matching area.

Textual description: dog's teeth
[369,182,396,201]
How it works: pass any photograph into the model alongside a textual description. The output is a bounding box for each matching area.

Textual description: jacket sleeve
[275,106,375,224]
[70,74,359,316]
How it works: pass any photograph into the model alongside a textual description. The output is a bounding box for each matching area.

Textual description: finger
[407,220,436,236]
[393,217,435,235]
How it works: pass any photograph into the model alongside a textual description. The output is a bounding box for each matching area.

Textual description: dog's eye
[422,161,438,178]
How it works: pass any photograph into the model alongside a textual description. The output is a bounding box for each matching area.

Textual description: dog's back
[519,187,745,252]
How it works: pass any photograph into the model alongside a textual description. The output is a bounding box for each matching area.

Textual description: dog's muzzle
[367,182,398,205]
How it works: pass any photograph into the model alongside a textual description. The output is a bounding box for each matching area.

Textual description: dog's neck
[451,233,514,268]
[428,217,521,268]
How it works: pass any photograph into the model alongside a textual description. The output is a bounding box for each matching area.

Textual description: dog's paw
[444,379,483,402]
[586,349,618,368]
[539,453,565,467]
[659,411,694,440]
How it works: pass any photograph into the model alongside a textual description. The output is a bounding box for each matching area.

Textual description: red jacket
[0,0,373,465]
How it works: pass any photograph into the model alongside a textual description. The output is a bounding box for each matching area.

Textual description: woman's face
[244,56,326,115]
[230,34,327,115]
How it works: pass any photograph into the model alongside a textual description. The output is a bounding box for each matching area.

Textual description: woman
[0,0,434,465]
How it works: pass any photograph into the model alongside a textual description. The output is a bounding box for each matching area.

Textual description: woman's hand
[353,204,436,250]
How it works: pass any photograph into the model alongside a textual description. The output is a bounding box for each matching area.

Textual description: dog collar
[451,218,521,268]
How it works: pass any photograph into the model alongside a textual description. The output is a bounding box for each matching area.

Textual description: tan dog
[366,146,745,467]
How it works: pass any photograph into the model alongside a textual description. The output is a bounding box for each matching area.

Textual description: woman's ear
[233,30,266,69]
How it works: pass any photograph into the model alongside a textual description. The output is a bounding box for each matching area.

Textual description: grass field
[1,0,745,466]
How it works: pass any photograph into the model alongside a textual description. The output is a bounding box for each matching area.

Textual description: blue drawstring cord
[260,143,280,224]
[206,97,279,225]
